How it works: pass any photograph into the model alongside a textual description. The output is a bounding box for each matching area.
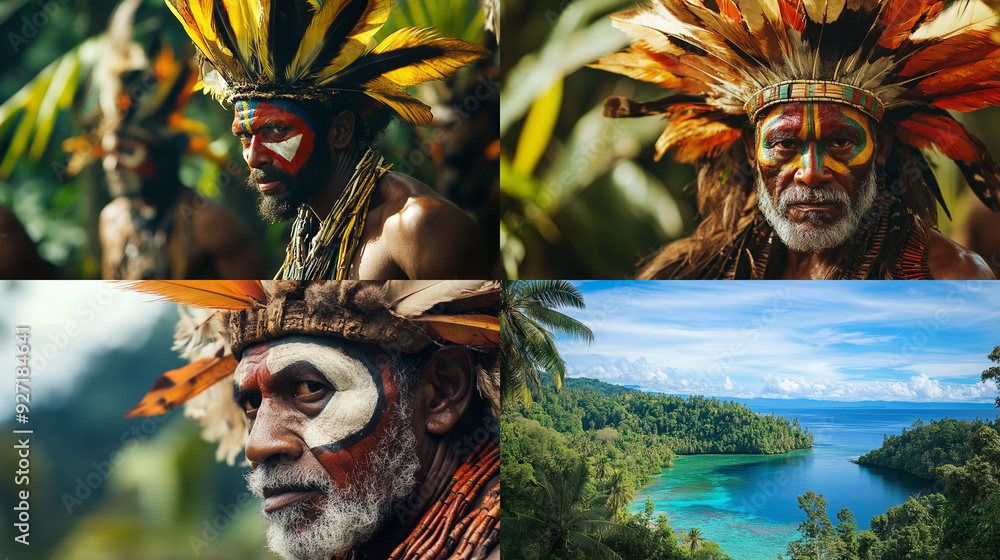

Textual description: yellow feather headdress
[165,0,489,125]
[591,0,1000,213]
[120,280,501,464]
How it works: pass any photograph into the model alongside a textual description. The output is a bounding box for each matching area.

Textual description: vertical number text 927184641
[14,326,32,546]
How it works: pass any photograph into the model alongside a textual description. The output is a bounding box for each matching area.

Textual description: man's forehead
[759,103,871,131]
[234,335,379,388]
[232,99,314,128]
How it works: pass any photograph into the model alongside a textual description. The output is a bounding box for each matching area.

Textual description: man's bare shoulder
[926,229,996,280]
[376,171,490,279]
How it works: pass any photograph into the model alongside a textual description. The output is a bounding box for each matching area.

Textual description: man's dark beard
[247,152,327,224]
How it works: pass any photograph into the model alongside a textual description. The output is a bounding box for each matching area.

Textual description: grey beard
[756,167,878,252]
[246,400,420,560]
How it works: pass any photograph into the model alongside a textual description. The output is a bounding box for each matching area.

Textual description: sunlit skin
[755,102,876,227]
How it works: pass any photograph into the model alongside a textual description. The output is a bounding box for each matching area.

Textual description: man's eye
[829,138,854,149]
[295,381,326,397]
[241,394,262,413]
[775,140,798,150]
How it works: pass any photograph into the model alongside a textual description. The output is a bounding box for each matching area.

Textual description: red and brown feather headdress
[591,0,1000,213]
[120,280,500,464]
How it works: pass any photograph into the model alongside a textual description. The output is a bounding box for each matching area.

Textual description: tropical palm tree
[503,458,624,560]
[605,468,634,520]
[500,280,594,406]
[593,455,611,482]
[685,527,705,553]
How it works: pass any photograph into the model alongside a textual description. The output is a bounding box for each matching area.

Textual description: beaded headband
[745,80,885,122]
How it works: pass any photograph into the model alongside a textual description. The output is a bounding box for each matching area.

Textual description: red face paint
[312,357,399,487]
[235,338,396,489]
[756,102,876,204]
[233,100,316,175]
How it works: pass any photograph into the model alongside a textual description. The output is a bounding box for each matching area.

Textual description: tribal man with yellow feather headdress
[593,0,1000,279]
[164,0,492,280]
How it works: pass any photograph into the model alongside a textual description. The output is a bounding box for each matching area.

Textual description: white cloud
[759,372,993,402]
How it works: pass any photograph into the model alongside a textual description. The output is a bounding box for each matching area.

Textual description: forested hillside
[503,377,813,519]
[856,417,996,480]
[502,377,814,560]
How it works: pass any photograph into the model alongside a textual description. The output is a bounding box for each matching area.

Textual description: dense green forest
[856,417,996,480]
[501,378,813,559]
[781,425,1000,560]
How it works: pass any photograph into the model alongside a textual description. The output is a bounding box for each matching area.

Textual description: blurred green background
[0,281,276,559]
[500,0,1000,280]
[0,0,498,278]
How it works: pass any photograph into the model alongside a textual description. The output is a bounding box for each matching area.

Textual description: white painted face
[234,336,384,450]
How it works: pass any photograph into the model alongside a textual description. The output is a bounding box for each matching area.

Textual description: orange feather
[654,104,742,163]
[896,112,981,162]
[124,355,239,418]
[118,280,266,309]
[410,315,500,347]
[879,0,944,50]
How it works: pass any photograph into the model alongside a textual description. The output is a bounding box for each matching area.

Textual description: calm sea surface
[628,405,998,560]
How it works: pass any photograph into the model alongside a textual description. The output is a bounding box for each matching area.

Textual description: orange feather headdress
[120,280,500,464]
[164,0,490,125]
[591,0,1000,213]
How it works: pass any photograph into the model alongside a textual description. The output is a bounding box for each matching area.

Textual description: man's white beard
[246,401,420,560]
[756,167,878,252]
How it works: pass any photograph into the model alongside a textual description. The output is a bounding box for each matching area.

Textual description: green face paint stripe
[842,113,868,163]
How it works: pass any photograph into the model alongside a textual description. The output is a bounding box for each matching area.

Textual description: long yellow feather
[367,28,489,87]
[360,77,433,125]
[287,0,391,82]
[118,280,266,309]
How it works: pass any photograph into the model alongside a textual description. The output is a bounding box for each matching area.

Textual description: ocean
[628,404,998,560]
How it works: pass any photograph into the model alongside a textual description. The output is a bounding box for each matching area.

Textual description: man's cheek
[314,441,378,487]
[263,130,315,174]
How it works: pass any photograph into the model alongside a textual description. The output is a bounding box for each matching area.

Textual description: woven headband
[745,80,885,122]
[227,284,435,357]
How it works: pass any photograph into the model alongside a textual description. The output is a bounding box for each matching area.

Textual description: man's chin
[777,220,853,252]
[257,193,301,224]
[263,489,386,560]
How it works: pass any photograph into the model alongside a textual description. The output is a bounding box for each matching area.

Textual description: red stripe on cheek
[314,357,401,487]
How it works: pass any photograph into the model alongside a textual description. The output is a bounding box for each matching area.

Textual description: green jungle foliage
[784,425,1000,560]
[513,377,813,486]
[856,417,996,480]
[501,377,811,559]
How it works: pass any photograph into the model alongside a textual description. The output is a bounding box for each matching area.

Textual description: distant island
[856,417,996,480]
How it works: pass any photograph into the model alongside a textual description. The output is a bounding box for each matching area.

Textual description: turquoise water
[629,405,998,560]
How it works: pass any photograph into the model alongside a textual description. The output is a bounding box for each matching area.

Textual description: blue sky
[553,281,1000,403]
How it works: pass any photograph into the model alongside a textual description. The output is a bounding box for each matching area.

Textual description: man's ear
[742,125,757,165]
[327,110,356,150]
[875,124,893,166]
[417,346,475,436]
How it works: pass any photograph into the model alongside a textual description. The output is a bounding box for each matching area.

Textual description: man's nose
[245,400,303,466]
[794,144,834,187]
[244,136,274,169]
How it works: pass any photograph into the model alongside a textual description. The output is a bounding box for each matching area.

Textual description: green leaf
[512,78,563,177]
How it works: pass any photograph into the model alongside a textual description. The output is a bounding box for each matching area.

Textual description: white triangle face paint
[263,134,303,162]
